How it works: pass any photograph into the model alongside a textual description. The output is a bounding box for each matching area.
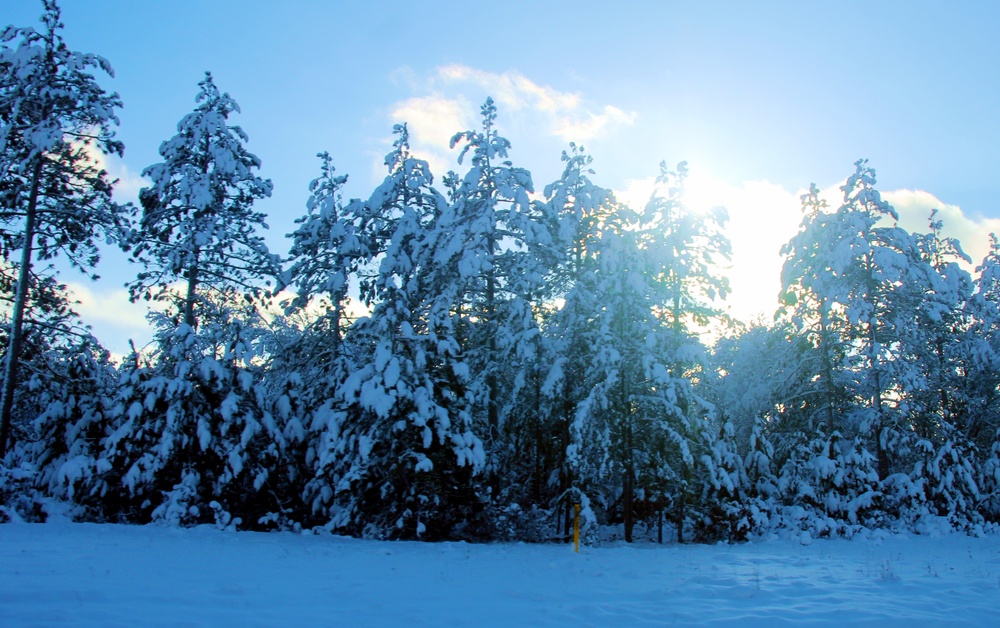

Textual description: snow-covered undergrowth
[2,523,998,625]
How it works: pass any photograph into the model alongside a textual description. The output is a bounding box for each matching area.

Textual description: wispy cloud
[551,105,636,142]
[65,280,153,358]
[884,189,1000,268]
[107,155,147,202]
[384,65,637,172]
[388,95,472,180]
[80,139,147,203]
[436,65,581,113]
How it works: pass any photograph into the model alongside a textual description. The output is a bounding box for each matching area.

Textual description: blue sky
[6,0,1000,355]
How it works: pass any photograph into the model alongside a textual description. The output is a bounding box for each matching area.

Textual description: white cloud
[551,105,637,142]
[384,65,637,170]
[65,282,148,328]
[65,281,153,356]
[108,155,147,202]
[388,95,472,179]
[80,139,147,203]
[883,189,1000,268]
[437,65,580,113]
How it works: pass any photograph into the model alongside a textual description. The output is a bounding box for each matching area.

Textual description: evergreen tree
[441,99,550,494]
[278,150,359,341]
[128,72,279,328]
[641,161,731,542]
[272,152,360,529]
[776,430,881,537]
[565,200,700,543]
[30,341,116,509]
[644,161,731,343]
[0,270,118,520]
[0,266,90,447]
[98,296,285,528]
[537,145,616,538]
[313,125,483,539]
[829,162,917,480]
[778,184,851,434]
[968,235,1000,452]
[709,321,814,453]
[99,74,285,528]
[780,161,917,483]
[696,420,753,541]
[970,237,1000,524]
[0,0,129,456]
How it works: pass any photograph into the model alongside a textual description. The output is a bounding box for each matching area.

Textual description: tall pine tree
[0,0,129,457]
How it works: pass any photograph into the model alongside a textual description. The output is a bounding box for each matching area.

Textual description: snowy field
[2,523,999,626]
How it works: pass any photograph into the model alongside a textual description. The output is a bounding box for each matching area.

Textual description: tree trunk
[869,322,890,480]
[623,461,634,542]
[676,462,687,544]
[183,252,200,329]
[560,383,573,539]
[621,304,634,543]
[486,233,498,440]
[623,388,634,543]
[819,297,836,433]
[0,159,43,458]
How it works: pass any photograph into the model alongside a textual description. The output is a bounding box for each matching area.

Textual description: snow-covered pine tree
[774,172,884,533]
[538,145,617,539]
[703,321,822,540]
[128,71,280,327]
[0,267,88,451]
[0,0,130,457]
[29,340,116,512]
[0,266,117,520]
[696,419,752,541]
[742,417,777,533]
[907,427,981,530]
[251,310,313,530]
[903,210,974,433]
[778,184,852,435]
[644,161,731,343]
[642,160,731,542]
[271,151,362,529]
[775,162,937,530]
[566,196,702,543]
[100,74,285,528]
[971,236,1000,522]
[440,99,551,498]
[889,211,984,529]
[708,321,813,455]
[775,430,881,537]
[828,161,915,482]
[317,124,483,540]
[780,161,917,491]
[279,150,359,340]
[98,296,285,528]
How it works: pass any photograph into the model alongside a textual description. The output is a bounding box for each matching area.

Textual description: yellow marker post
[573,503,581,553]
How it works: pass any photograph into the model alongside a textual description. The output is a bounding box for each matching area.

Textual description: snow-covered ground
[1,523,999,626]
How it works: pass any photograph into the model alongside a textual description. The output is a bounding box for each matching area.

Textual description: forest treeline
[3,2,1000,543]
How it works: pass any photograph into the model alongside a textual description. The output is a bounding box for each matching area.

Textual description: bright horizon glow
[6,1,1000,356]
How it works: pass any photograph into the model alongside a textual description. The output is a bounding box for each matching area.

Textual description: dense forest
[3,1,999,543]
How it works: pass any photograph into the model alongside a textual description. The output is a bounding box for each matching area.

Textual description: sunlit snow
[1,522,998,625]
